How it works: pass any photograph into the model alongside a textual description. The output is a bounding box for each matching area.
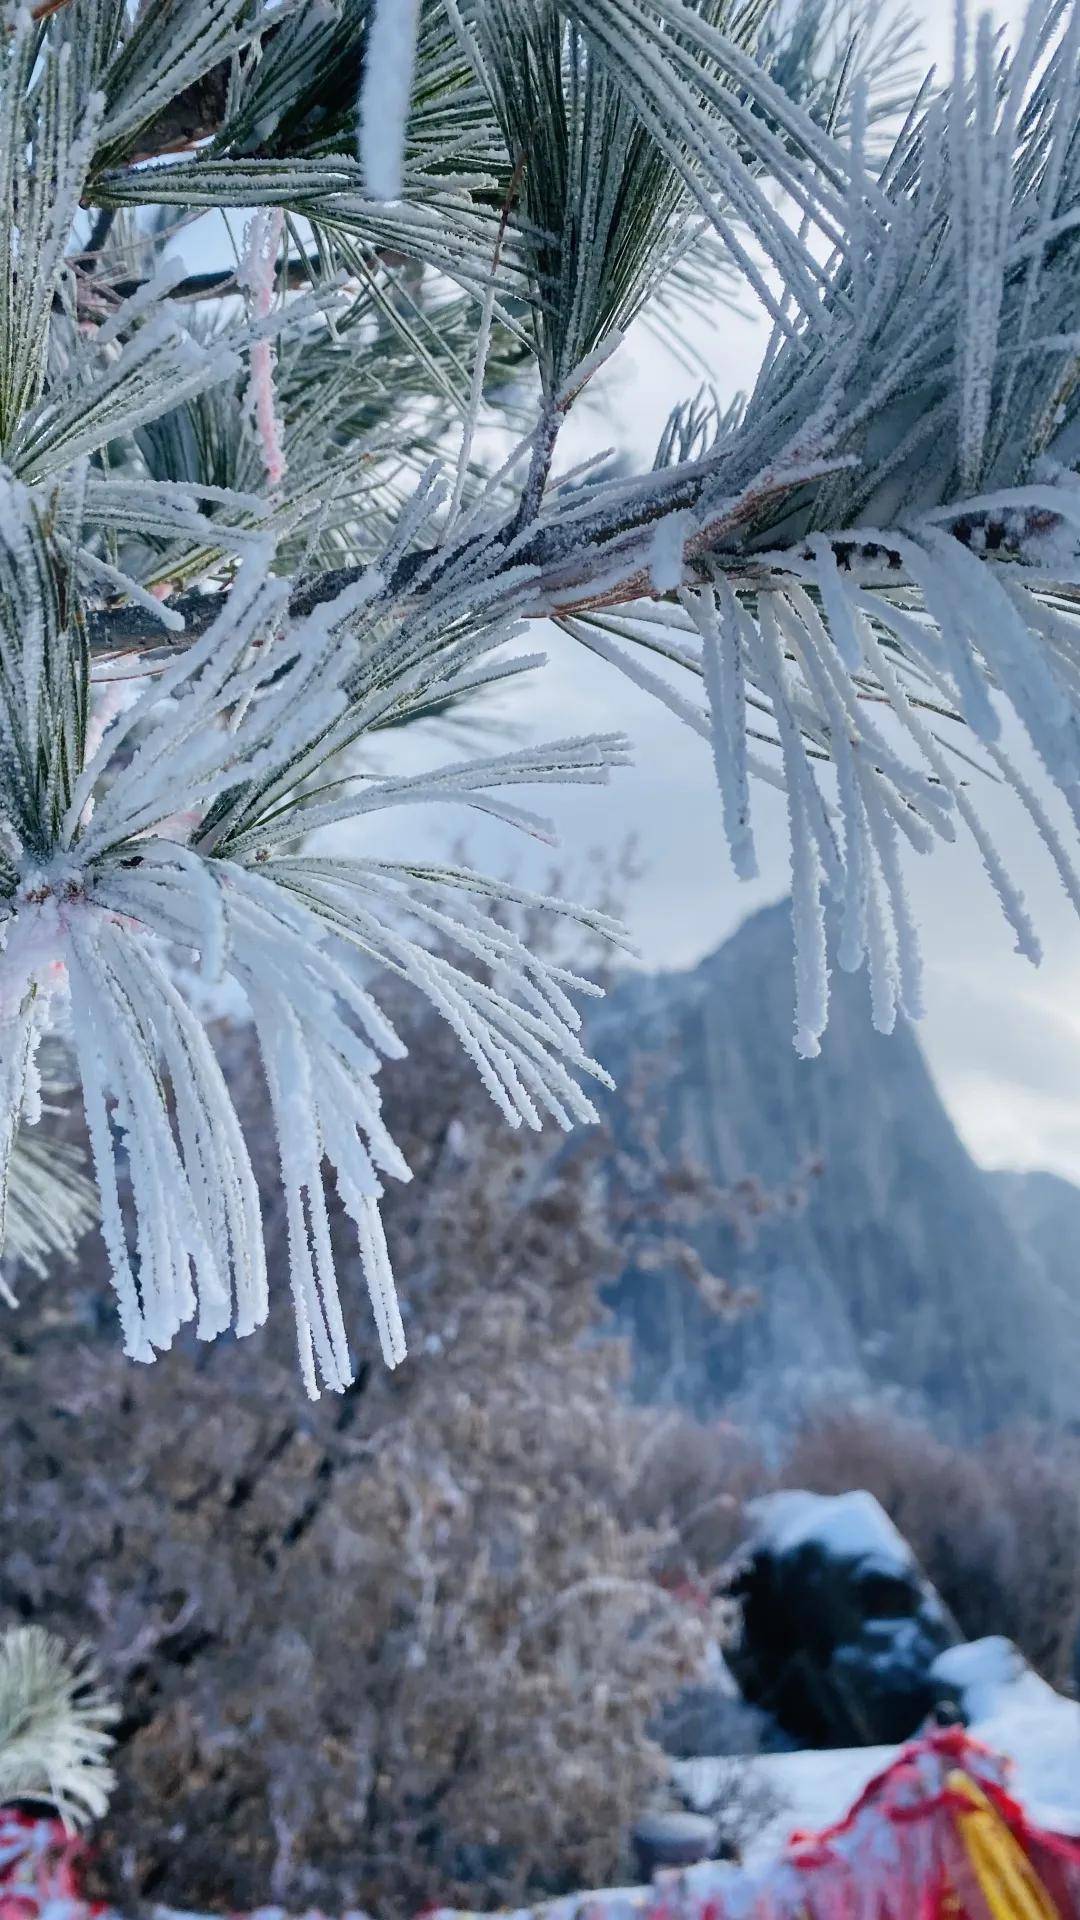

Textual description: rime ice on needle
[7,0,1080,1383]
[358,0,421,202]
[0,476,628,1393]
[557,0,1080,1057]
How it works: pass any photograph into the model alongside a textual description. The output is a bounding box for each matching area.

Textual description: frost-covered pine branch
[0,466,628,1392]
[5,0,1080,1386]
[0,1044,96,1300]
[0,1627,116,1826]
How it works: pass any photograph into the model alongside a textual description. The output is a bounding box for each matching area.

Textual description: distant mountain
[990,1169,1080,1373]
[588,902,1080,1435]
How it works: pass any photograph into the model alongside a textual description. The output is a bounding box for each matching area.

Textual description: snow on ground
[933,1637,1080,1835]
[675,1634,1080,1863]
[727,1747,895,1866]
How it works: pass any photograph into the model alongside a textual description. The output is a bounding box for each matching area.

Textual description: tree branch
[84,449,750,655]
[123,66,231,166]
[85,453,1059,663]
[62,248,410,323]
[108,254,320,307]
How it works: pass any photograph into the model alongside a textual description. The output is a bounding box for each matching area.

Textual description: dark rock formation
[725,1489,962,1748]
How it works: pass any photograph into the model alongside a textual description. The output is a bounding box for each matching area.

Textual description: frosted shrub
[2,962,718,1915]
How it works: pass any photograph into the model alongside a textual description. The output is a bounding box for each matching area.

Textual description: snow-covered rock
[747,1489,917,1571]
[726,1490,959,1747]
[632,1810,718,1876]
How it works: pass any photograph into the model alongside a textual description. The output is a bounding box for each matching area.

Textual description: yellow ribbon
[946,1769,1060,1920]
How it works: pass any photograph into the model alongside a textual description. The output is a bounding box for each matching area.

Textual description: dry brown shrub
[631,1415,771,1589]
[781,1407,1080,1690]
[2,963,713,1918]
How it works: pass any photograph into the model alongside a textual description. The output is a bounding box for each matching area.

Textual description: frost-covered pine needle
[0,1628,116,1828]
[7,0,1080,1389]
[562,0,1080,1044]
[0,470,626,1394]
[358,0,422,201]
